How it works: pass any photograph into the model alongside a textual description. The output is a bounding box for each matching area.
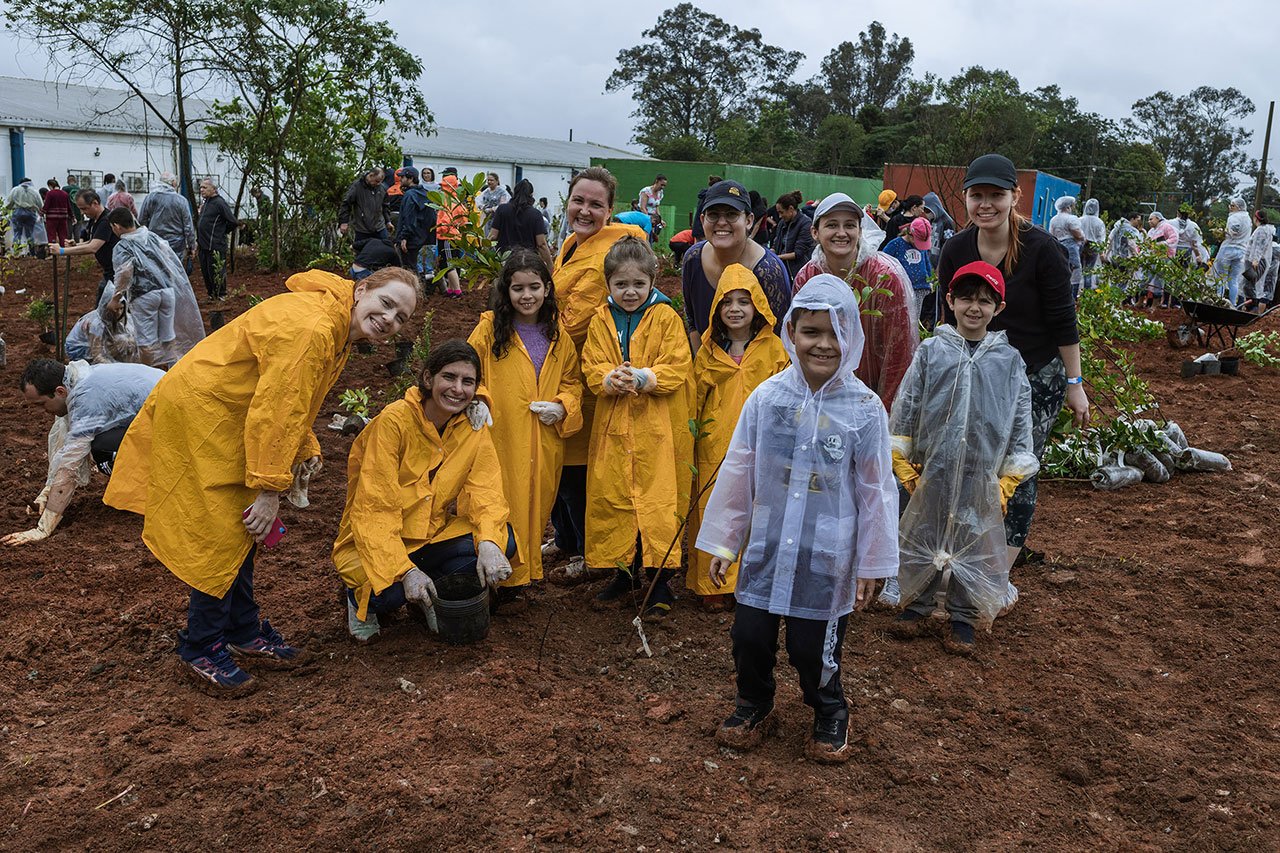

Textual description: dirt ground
[1,256,1278,851]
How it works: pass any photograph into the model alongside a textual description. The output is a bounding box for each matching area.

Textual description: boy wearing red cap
[884,261,1039,655]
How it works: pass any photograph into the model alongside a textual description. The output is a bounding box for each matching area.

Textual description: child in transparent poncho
[696,274,899,764]
[886,261,1038,656]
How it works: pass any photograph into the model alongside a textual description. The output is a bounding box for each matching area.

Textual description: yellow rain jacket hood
[687,265,790,595]
[104,270,356,596]
[332,385,511,619]
[468,312,583,585]
[580,297,693,570]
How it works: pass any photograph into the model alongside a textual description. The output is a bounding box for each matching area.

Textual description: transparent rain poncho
[694,274,900,620]
[889,324,1038,625]
[112,226,205,358]
[1080,199,1106,244]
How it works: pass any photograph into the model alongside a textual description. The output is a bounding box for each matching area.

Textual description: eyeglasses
[703,209,744,224]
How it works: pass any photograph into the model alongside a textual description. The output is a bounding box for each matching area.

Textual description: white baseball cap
[813,192,862,223]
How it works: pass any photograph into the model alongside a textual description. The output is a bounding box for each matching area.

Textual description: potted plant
[328,387,372,436]
[25,295,54,344]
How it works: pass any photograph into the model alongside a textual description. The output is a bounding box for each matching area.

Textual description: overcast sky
[0,0,1273,164]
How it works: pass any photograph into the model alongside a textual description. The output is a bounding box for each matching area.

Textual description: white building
[0,76,645,212]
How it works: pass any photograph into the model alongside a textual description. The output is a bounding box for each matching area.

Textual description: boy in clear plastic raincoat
[886,261,1038,656]
[695,274,899,764]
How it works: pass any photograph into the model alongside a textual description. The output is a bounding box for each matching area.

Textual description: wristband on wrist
[1066,376,1084,385]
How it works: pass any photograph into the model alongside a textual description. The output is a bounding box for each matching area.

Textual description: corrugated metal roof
[0,76,647,167]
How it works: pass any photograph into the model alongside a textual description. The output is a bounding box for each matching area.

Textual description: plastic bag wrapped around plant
[1122,447,1170,483]
[1091,465,1143,490]
[1174,448,1231,473]
[1156,451,1176,473]
[1163,421,1188,450]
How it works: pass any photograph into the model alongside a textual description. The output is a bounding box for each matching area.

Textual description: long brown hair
[490,248,559,359]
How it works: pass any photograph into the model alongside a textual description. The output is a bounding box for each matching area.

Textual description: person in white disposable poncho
[107,207,205,369]
[885,261,1038,656]
[1048,196,1086,295]
[1213,197,1252,306]
[1079,199,1107,291]
[4,358,163,545]
[696,274,899,765]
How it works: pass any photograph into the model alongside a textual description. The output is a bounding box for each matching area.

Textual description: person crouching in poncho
[886,261,1038,656]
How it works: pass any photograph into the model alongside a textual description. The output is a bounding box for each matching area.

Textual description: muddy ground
[1,256,1277,851]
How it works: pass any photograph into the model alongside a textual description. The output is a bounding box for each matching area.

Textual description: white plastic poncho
[889,325,1038,626]
[1080,199,1106,243]
[111,226,205,358]
[694,274,900,620]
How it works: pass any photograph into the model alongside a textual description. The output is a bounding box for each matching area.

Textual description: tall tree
[1128,87,1255,205]
[819,21,915,115]
[605,3,801,154]
[910,67,1040,167]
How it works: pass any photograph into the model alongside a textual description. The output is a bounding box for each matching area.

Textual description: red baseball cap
[950,260,1005,300]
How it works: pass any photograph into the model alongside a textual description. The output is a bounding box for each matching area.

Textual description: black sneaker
[641,575,676,622]
[592,569,640,607]
[943,620,977,657]
[715,702,776,749]
[805,715,850,764]
[886,610,928,640]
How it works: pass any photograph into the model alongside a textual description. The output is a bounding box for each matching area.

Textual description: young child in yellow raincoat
[467,249,583,609]
[580,236,693,620]
[687,264,789,611]
[334,340,516,643]
[104,267,420,696]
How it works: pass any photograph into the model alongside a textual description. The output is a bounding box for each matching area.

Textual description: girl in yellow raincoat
[581,236,693,620]
[104,267,419,696]
[468,249,583,606]
[333,340,516,644]
[687,264,790,611]
[547,167,647,579]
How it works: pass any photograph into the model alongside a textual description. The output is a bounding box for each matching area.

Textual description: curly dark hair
[491,247,559,359]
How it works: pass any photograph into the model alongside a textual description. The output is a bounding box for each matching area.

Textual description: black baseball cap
[702,180,752,213]
[963,154,1018,190]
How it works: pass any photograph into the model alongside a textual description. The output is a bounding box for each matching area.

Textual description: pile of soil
[1,257,1277,849]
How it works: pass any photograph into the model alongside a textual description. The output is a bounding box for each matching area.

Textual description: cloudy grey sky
[0,0,1273,162]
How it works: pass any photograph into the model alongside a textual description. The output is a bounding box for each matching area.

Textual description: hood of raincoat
[701,263,777,349]
[1083,198,1100,216]
[781,274,865,395]
[922,192,956,232]
[1055,195,1076,212]
[606,286,672,362]
[148,181,177,195]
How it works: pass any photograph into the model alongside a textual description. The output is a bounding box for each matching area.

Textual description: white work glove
[401,567,439,633]
[2,509,62,546]
[528,401,566,425]
[604,366,635,395]
[466,399,492,431]
[631,368,657,393]
[286,455,323,508]
[476,540,512,586]
[33,485,52,514]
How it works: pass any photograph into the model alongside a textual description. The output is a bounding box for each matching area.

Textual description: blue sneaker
[228,620,313,669]
[176,638,257,697]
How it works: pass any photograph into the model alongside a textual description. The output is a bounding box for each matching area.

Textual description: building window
[122,172,151,193]
[67,170,102,190]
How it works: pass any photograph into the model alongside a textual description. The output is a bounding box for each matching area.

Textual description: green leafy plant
[24,294,53,329]
[338,387,371,419]
[1236,331,1280,368]
[427,172,508,290]
[246,293,264,307]
[307,247,355,275]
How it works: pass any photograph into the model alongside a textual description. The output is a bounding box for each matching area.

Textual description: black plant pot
[386,358,407,377]
[38,330,56,345]
[1220,357,1240,376]
[356,341,374,355]
[209,310,225,331]
[395,340,414,359]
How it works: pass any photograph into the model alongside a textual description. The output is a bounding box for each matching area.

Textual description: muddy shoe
[716,702,776,749]
[592,569,641,609]
[942,620,977,657]
[228,620,313,670]
[700,594,733,613]
[805,715,851,764]
[176,640,257,698]
[886,610,929,640]
[548,556,605,587]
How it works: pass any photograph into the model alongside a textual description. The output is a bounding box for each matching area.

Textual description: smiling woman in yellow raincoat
[580,236,693,619]
[686,264,789,609]
[104,267,419,696]
[547,167,647,571]
[333,340,515,643]
[467,250,582,600]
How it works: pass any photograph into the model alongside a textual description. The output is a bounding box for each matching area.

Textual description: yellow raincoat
[467,312,583,585]
[580,297,693,570]
[103,270,355,597]
[332,385,511,620]
[686,266,790,596]
[552,222,647,465]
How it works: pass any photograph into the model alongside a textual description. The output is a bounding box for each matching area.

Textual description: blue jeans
[1213,245,1246,305]
[182,548,260,659]
[10,209,37,247]
[349,526,517,614]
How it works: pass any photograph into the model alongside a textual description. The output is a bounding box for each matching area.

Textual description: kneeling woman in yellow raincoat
[333,340,516,643]
[687,264,790,611]
[581,236,693,619]
[467,249,582,604]
[104,268,419,696]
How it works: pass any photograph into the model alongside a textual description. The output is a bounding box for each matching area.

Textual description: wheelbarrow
[1180,301,1280,349]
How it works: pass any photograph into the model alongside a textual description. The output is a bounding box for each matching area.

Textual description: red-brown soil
[1,256,1277,850]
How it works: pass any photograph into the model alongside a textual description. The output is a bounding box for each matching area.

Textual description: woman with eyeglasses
[681,180,791,354]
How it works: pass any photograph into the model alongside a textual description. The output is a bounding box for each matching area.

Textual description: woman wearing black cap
[681,180,791,353]
[937,153,1089,566]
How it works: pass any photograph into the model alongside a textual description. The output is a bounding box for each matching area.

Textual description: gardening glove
[631,368,658,393]
[33,484,51,514]
[476,540,513,586]
[998,475,1022,515]
[286,456,323,509]
[466,399,492,431]
[891,447,921,494]
[528,401,566,425]
[2,509,62,546]
[401,568,439,633]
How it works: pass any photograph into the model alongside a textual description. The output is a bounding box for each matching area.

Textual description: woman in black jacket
[771,190,815,278]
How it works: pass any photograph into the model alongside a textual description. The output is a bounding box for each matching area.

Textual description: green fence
[593,158,882,234]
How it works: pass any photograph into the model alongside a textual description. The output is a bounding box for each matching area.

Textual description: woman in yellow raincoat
[687,264,789,610]
[104,267,419,695]
[547,167,647,579]
[333,340,516,643]
[467,249,582,605]
[581,236,693,619]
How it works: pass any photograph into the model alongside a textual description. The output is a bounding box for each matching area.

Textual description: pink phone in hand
[243,508,287,549]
